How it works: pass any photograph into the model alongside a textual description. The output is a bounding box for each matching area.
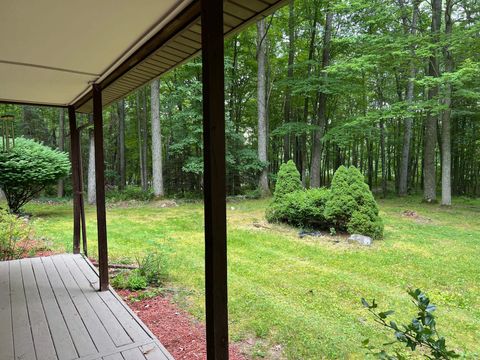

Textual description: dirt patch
[152,199,178,208]
[119,290,246,360]
[237,337,286,360]
[402,210,433,224]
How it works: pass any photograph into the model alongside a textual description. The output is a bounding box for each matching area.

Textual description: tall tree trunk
[423,0,442,203]
[118,99,126,190]
[136,90,147,191]
[87,126,96,205]
[57,108,65,197]
[283,0,295,163]
[151,79,164,197]
[310,10,333,187]
[141,88,149,191]
[441,0,453,205]
[398,0,419,196]
[257,19,271,196]
[302,3,319,186]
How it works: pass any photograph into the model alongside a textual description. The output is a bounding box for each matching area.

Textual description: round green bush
[0,138,70,213]
[324,166,383,239]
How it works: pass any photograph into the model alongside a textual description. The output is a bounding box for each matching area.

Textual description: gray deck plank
[72,255,151,343]
[10,259,36,360]
[0,261,14,360]
[141,343,172,360]
[122,348,146,360]
[31,257,78,360]
[42,256,98,357]
[21,258,58,360]
[102,354,124,360]
[62,255,133,347]
[51,255,117,354]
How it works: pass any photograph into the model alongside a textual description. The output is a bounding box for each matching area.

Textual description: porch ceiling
[0,0,287,113]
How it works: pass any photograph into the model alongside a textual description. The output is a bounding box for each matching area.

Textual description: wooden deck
[0,254,173,360]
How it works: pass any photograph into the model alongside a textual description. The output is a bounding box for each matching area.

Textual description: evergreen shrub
[324,166,383,239]
[266,163,384,239]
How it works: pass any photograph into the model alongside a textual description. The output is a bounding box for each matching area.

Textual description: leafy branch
[361,289,459,359]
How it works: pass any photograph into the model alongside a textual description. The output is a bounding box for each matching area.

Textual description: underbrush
[0,208,49,260]
[106,186,155,202]
[111,252,168,291]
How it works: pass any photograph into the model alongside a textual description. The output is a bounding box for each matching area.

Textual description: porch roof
[0,0,286,113]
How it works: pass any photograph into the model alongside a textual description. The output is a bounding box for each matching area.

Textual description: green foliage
[106,186,154,202]
[0,138,70,213]
[0,208,31,260]
[137,252,168,286]
[266,188,330,228]
[111,252,168,291]
[325,166,383,239]
[362,289,459,359]
[111,271,148,291]
[272,160,302,201]
[268,164,383,238]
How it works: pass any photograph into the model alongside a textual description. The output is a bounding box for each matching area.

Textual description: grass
[19,196,480,359]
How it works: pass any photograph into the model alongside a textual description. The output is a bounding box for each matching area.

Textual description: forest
[1,0,479,204]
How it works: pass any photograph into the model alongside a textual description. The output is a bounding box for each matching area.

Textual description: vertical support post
[201,0,229,359]
[92,84,109,291]
[68,106,81,254]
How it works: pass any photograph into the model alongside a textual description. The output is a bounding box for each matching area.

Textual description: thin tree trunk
[151,79,164,197]
[283,0,295,163]
[302,3,319,186]
[141,88,148,191]
[57,108,65,197]
[441,0,453,205]
[118,99,126,190]
[399,0,419,196]
[423,0,442,203]
[310,10,333,187]
[257,19,271,196]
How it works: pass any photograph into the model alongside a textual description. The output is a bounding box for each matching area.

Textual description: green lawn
[23,196,480,359]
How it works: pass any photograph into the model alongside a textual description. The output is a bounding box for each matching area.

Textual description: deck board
[0,254,172,360]
[21,258,57,360]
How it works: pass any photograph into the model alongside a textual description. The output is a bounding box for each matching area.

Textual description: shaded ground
[119,290,246,360]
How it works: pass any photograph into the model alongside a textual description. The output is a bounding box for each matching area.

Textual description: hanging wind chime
[1,114,15,151]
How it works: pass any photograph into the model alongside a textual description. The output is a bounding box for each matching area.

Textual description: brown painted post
[68,106,81,254]
[201,0,229,358]
[92,84,109,291]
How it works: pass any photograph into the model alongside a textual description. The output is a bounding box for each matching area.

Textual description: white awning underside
[0,0,191,106]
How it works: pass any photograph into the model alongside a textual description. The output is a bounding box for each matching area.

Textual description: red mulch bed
[118,290,246,360]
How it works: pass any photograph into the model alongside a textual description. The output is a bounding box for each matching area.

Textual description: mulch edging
[118,290,246,360]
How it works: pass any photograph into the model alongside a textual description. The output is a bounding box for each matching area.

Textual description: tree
[118,99,126,190]
[423,0,443,203]
[398,0,420,196]
[151,79,164,197]
[441,0,453,206]
[257,18,271,197]
[0,138,70,213]
[310,9,333,188]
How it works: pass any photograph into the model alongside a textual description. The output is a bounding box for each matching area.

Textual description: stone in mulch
[119,290,246,360]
